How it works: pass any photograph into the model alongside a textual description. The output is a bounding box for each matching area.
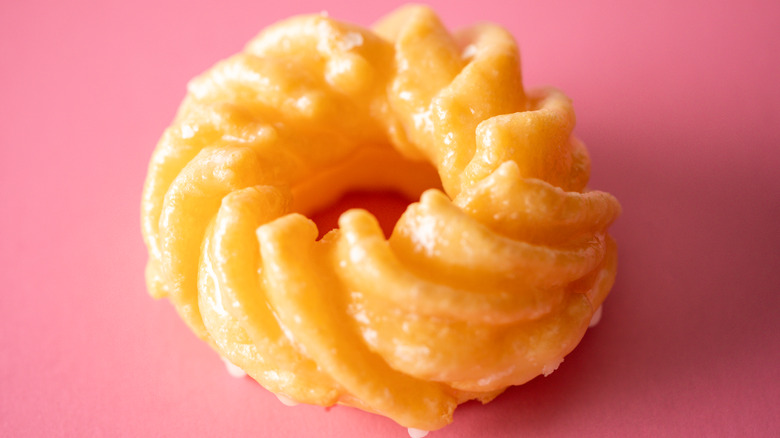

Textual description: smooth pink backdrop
[2,0,778,437]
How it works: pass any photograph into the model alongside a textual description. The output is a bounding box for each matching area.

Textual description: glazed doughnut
[141,5,620,432]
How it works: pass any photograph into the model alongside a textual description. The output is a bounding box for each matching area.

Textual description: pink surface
[2,0,779,436]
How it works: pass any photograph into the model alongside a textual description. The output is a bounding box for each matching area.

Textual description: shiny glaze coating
[141,5,620,430]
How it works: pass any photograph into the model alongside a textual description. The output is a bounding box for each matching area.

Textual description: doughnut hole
[310,190,412,239]
[290,145,443,239]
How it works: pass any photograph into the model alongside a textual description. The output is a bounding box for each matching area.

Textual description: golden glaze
[141,5,620,430]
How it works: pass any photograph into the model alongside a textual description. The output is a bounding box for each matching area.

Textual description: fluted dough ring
[141,5,620,432]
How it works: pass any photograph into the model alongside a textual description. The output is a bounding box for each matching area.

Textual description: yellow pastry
[141,5,620,433]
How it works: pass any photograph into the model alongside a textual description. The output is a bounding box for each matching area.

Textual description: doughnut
[141,5,621,433]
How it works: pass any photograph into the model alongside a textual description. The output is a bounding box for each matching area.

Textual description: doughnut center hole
[309,190,415,239]
[289,145,443,239]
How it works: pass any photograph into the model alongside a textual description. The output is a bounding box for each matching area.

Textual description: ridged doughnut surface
[141,5,620,431]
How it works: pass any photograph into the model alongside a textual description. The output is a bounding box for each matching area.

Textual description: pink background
[2,0,779,436]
